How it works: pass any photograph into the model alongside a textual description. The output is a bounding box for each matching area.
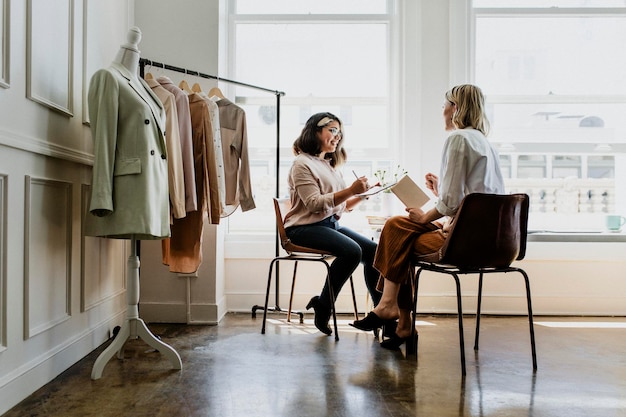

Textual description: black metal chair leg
[452,273,466,376]
[287,262,299,322]
[519,268,538,371]
[474,272,484,350]
[325,265,339,341]
[408,268,421,356]
[261,259,278,334]
[349,275,358,320]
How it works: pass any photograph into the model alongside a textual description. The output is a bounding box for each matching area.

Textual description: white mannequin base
[91,238,182,380]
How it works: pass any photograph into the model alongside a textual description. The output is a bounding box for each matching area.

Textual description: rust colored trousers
[373,215,446,310]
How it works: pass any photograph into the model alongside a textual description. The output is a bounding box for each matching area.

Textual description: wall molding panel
[26,0,74,116]
[0,174,6,350]
[83,0,133,125]
[0,0,9,88]
[80,184,126,312]
[0,128,93,166]
[23,176,72,340]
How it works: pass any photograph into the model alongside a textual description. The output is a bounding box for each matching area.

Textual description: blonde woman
[351,84,505,349]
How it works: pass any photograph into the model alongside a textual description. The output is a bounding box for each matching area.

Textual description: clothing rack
[138,58,295,322]
[139,58,285,96]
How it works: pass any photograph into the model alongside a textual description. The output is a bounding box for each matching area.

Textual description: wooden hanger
[192,83,203,93]
[208,86,225,99]
[178,80,192,93]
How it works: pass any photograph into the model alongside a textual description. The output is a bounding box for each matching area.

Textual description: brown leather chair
[410,193,537,375]
[261,198,359,340]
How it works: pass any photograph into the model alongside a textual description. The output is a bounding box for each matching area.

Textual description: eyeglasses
[327,127,342,138]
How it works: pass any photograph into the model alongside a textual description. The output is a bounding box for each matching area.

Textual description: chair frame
[410,193,537,375]
[261,198,359,341]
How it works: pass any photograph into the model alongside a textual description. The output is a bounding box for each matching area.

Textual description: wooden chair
[261,198,359,340]
[410,193,537,375]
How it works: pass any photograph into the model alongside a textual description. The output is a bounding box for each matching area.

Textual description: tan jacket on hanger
[215,98,256,214]
[145,77,186,220]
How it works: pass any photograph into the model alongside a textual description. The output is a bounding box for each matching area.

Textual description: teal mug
[605,214,626,232]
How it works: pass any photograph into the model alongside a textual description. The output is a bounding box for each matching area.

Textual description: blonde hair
[445,84,490,136]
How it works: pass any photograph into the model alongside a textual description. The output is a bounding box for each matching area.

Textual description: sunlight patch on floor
[265,318,435,335]
[535,321,626,328]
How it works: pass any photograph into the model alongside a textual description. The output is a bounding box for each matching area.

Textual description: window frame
[224,0,401,240]
[451,0,626,234]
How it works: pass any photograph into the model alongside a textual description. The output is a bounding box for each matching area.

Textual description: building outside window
[471,0,626,231]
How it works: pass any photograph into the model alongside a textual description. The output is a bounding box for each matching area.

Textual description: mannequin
[90,29,140,218]
[86,26,169,239]
[88,27,182,379]
[114,26,141,75]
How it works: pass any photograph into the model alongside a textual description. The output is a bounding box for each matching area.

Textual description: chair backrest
[273,198,332,256]
[438,193,529,269]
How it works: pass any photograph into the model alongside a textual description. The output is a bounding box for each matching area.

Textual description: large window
[471,1,626,231]
[224,0,397,235]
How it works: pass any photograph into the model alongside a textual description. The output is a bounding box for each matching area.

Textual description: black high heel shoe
[372,319,398,340]
[380,331,418,353]
[382,320,398,339]
[306,296,332,336]
[350,311,387,331]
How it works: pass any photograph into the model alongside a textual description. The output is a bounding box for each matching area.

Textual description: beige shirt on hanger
[157,76,198,212]
[214,97,256,214]
[145,77,186,220]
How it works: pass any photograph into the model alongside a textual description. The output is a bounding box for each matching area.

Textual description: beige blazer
[146,77,186,220]
[157,76,198,212]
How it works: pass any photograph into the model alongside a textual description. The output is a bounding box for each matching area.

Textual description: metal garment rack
[138,58,296,321]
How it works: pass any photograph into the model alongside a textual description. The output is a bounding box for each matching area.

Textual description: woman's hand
[406,207,426,223]
[349,176,369,195]
[406,206,442,225]
[425,173,439,197]
[335,176,372,209]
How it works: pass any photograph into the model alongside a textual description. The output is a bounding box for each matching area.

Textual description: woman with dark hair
[351,84,505,350]
[284,112,381,335]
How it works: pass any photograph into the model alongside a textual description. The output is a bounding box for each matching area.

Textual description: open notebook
[390,175,431,208]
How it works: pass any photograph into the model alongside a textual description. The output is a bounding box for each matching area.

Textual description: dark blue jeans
[285,216,381,309]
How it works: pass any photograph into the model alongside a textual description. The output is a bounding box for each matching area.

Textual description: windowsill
[527,230,626,242]
[224,230,626,262]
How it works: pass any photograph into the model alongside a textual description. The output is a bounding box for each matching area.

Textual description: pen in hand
[352,170,375,192]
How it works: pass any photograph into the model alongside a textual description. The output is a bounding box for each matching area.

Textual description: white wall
[133,0,227,324]
[0,0,133,414]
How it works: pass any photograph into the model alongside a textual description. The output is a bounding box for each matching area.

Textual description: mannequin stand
[91,237,182,380]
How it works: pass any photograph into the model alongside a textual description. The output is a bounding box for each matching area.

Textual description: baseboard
[0,315,120,416]
[140,301,225,325]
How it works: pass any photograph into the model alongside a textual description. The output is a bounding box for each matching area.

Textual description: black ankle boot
[306,296,332,335]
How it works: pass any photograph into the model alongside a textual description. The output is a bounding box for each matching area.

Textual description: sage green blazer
[85,62,170,240]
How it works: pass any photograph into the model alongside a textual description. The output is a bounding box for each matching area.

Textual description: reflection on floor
[3,313,626,417]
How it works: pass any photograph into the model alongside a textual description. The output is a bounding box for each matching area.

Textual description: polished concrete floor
[3,312,626,417]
